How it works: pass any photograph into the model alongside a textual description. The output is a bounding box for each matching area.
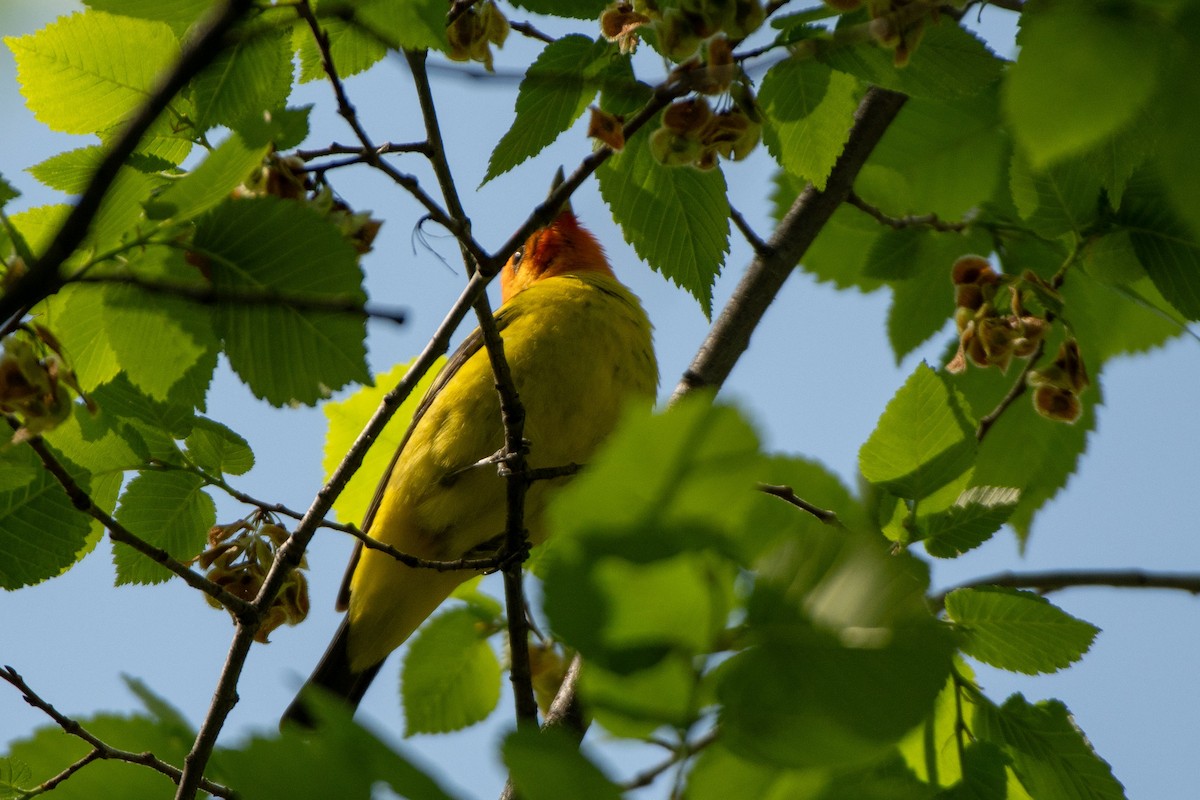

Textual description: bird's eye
[510,247,524,271]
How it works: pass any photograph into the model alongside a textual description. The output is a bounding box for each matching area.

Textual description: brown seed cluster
[447,0,510,72]
[945,255,1088,424]
[231,154,382,256]
[825,0,936,67]
[603,0,766,59]
[195,514,309,643]
[0,324,90,443]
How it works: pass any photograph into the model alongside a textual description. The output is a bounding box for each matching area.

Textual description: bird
[282,206,658,727]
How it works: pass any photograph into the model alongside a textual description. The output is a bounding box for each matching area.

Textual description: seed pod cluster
[649,85,762,170]
[945,255,1087,424]
[1028,340,1089,424]
[0,324,90,443]
[824,0,934,67]
[195,514,310,643]
[230,153,382,256]
[447,0,510,72]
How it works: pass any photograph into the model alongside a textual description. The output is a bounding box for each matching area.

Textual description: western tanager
[283,210,657,725]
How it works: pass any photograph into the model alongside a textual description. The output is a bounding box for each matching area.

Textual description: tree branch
[406,48,541,726]
[670,87,909,403]
[0,0,255,331]
[69,274,406,326]
[0,667,233,799]
[930,569,1200,612]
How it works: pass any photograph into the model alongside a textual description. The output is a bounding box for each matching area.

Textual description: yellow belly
[345,272,656,670]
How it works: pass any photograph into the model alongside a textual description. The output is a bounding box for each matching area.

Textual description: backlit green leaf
[401,608,501,735]
[0,445,91,590]
[760,58,858,191]
[598,130,729,314]
[859,363,976,500]
[6,11,179,135]
[112,470,214,585]
[947,588,1098,674]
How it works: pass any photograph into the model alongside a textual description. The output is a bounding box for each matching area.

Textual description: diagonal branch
[0,0,256,332]
[670,86,908,403]
[14,426,255,618]
[0,667,233,799]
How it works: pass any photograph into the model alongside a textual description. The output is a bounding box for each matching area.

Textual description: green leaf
[112,470,215,584]
[721,524,954,768]
[942,742,1010,800]
[546,399,765,556]
[214,693,460,800]
[484,35,612,183]
[0,445,91,590]
[0,758,34,798]
[859,363,977,500]
[37,284,121,392]
[29,146,107,194]
[947,588,1099,675]
[1004,4,1163,169]
[322,356,446,525]
[1008,151,1102,240]
[351,0,449,53]
[866,84,1005,219]
[190,24,294,131]
[919,486,1019,559]
[184,417,254,476]
[147,131,272,220]
[5,11,180,135]
[819,17,1002,99]
[194,196,369,406]
[974,695,1126,800]
[597,130,729,315]
[542,401,761,672]
[1060,270,1187,365]
[760,58,858,191]
[580,655,698,735]
[794,199,885,291]
[401,608,501,735]
[102,283,216,403]
[1118,173,1200,320]
[0,174,19,205]
[874,227,992,363]
[503,726,621,800]
[295,15,385,83]
[954,351,1095,540]
[82,0,212,34]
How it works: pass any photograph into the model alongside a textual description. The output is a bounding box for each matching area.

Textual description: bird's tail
[280,618,382,728]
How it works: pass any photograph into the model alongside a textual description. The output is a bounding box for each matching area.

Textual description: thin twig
[406,48,540,726]
[847,191,969,233]
[619,728,720,791]
[729,204,770,256]
[757,483,843,527]
[930,569,1200,612]
[293,0,487,263]
[295,141,430,161]
[0,667,233,799]
[25,750,103,797]
[510,20,556,44]
[69,274,406,325]
[975,342,1043,441]
[0,0,255,332]
[14,427,255,619]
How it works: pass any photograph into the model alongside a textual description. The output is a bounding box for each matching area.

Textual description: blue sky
[2,2,1198,797]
